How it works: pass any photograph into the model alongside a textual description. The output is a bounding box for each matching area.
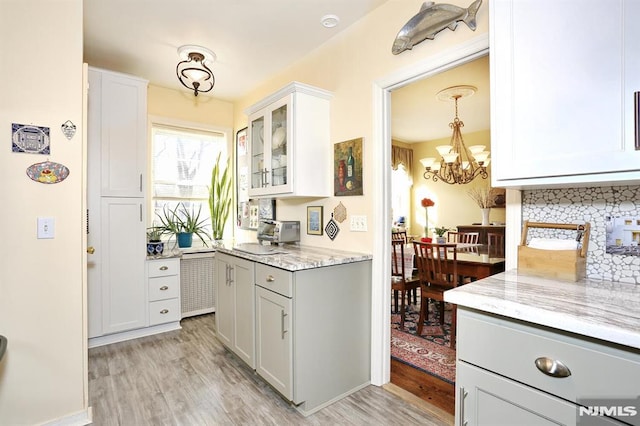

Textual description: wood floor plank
[89,314,448,425]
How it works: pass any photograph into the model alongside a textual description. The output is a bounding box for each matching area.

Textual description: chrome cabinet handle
[266,275,275,282]
[160,309,169,314]
[535,357,572,378]
[281,310,288,339]
[458,386,468,426]
[160,286,169,291]
[159,266,168,271]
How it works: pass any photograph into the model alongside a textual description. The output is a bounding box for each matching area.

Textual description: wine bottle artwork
[346,146,355,189]
[334,137,363,196]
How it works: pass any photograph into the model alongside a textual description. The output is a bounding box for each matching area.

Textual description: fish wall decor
[392,0,482,55]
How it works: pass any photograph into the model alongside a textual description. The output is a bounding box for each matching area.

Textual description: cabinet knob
[266,275,275,282]
[159,266,169,271]
[87,246,95,254]
[160,309,169,314]
[160,286,169,291]
[534,357,571,378]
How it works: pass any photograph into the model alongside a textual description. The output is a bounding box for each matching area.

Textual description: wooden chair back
[392,230,407,244]
[459,232,479,244]
[412,242,458,291]
[391,239,408,279]
[447,231,458,243]
[488,232,505,254]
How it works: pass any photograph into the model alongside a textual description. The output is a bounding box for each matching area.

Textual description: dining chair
[391,230,408,243]
[447,231,479,244]
[488,232,505,255]
[391,239,420,329]
[412,241,459,348]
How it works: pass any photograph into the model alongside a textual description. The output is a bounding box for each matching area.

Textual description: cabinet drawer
[255,263,292,297]
[457,309,640,405]
[148,275,179,301]
[149,298,180,325]
[147,258,179,278]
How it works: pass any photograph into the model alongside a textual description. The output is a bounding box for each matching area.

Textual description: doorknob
[87,246,95,254]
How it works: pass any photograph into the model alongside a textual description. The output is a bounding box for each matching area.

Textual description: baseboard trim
[88,322,181,348]
[42,406,92,426]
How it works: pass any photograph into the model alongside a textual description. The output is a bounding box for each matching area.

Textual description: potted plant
[146,225,165,256]
[434,226,449,244]
[209,152,232,242]
[156,203,209,248]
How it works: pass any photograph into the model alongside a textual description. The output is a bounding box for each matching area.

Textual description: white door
[232,256,255,368]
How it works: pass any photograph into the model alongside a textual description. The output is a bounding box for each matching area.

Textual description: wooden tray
[518,221,590,282]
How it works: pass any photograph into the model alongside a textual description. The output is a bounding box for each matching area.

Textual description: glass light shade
[442,152,459,163]
[461,161,470,170]
[431,162,441,171]
[182,68,210,83]
[420,157,436,168]
[482,158,491,167]
[473,151,490,163]
[468,145,486,154]
[435,145,453,156]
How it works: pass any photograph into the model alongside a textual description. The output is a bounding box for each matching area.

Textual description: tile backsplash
[522,185,640,284]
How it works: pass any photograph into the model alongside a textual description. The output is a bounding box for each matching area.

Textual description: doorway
[369,35,490,389]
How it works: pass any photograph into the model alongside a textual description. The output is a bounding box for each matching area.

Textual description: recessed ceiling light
[321,14,340,28]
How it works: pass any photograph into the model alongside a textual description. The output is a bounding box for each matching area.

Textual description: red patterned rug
[391,300,456,384]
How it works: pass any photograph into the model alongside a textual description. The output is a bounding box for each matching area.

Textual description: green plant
[146,225,165,242]
[434,226,449,237]
[156,203,209,246]
[209,152,232,240]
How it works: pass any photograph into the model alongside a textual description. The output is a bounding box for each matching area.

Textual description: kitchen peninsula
[445,270,640,425]
[214,243,372,416]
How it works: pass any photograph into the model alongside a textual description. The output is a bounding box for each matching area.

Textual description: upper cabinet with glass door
[246,82,332,198]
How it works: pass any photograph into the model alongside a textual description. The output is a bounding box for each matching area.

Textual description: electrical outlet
[350,215,368,232]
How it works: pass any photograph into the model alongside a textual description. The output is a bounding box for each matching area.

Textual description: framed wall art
[307,206,323,235]
[334,137,363,196]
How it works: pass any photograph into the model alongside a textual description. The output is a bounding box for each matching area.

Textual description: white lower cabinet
[214,252,255,368]
[255,285,292,399]
[147,258,181,326]
[455,308,639,426]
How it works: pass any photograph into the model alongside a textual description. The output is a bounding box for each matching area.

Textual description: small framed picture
[307,206,323,235]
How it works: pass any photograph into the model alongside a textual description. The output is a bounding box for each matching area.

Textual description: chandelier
[176,45,216,97]
[420,85,490,185]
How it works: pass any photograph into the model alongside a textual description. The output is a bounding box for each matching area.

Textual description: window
[150,121,228,243]
[391,164,412,231]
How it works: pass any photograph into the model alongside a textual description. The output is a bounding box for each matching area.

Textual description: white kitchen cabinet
[255,285,293,399]
[490,0,640,188]
[88,67,147,197]
[97,197,146,335]
[245,82,332,198]
[455,308,640,426]
[147,258,181,326]
[214,252,255,368]
[253,260,372,416]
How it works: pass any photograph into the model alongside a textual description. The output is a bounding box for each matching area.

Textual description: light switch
[37,217,55,239]
[350,215,368,232]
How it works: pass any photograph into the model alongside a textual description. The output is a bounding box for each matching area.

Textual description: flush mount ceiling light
[420,85,490,185]
[176,45,216,96]
[320,14,340,28]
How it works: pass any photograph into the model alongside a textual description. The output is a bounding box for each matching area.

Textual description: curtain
[392,145,413,177]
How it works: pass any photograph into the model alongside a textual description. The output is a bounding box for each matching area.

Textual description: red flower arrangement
[421,198,435,208]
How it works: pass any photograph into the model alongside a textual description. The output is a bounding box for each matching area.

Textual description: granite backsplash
[522,185,640,284]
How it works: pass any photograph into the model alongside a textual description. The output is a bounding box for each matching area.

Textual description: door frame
[370,34,490,385]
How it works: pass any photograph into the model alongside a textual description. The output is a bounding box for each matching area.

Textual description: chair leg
[439,301,445,325]
[417,297,427,335]
[393,290,399,313]
[399,293,406,329]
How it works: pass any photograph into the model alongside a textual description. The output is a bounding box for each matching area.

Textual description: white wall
[0,0,88,424]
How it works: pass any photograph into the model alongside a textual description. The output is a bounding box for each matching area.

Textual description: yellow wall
[0,0,87,424]
[232,0,490,253]
[410,130,506,236]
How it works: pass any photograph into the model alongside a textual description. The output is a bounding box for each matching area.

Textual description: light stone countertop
[215,243,372,272]
[444,269,640,350]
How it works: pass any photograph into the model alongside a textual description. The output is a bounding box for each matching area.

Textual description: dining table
[401,243,506,281]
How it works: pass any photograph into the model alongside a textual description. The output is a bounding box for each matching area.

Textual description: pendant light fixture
[176,45,216,96]
[420,85,490,185]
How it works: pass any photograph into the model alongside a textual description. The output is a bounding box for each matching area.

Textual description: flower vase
[481,208,491,226]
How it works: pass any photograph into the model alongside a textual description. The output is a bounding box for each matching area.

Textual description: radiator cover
[180,252,215,318]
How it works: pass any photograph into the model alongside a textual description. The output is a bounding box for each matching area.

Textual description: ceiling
[391,55,490,143]
[83,0,490,142]
[83,0,389,102]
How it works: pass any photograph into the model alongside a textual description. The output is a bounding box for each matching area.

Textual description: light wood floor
[88,314,451,425]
